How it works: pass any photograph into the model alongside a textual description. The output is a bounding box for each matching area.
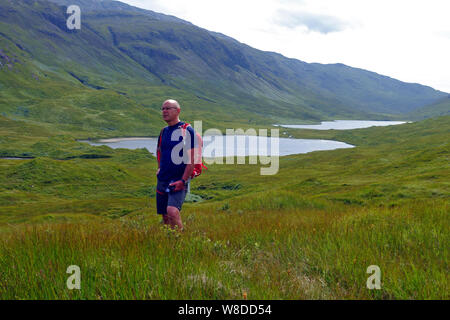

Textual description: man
[156,99,196,231]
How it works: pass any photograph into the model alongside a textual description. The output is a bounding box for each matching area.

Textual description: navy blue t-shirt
[157,121,197,182]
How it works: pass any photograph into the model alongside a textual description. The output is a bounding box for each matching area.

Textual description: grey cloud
[274,9,351,34]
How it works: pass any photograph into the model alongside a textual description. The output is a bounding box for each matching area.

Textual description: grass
[0,116,448,299]
[0,200,447,299]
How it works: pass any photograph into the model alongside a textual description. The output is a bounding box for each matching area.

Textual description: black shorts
[156,179,189,215]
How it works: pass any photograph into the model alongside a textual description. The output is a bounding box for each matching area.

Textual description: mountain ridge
[0,0,447,136]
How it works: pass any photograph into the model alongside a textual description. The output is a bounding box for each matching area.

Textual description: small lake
[81,135,354,157]
[276,120,408,130]
[0,157,35,160]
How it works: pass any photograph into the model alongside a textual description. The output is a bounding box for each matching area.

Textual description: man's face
[161,101,180,122]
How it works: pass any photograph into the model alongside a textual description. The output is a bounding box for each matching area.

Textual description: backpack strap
[179,122,190,135]
[180,123,197,167]
[179,122,191,147]
[178,122,207,178]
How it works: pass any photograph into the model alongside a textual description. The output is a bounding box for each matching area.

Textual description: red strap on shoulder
[180,122,190,137]
[180,122,190,129]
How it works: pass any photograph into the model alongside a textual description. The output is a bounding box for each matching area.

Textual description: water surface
[81,135,354,157]
[277,120,407,130]
[0,157,34,160]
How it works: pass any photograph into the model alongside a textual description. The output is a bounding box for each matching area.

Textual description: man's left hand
[170,180,185,192]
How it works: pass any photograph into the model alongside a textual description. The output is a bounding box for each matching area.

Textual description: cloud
[436,30,450,38]
[273,9,351,34]
[122,0,178,15]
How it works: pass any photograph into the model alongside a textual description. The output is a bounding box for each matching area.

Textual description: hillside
[0,0,447,138]
[47,0,447,115]
[407,96,450,120]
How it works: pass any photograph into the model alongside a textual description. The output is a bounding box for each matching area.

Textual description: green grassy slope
[0,116,448,299]
[407,96,450,120]
[0,31,267,138]
[49,0,447,115]
[0,0,272,136]
[1,0,447,136]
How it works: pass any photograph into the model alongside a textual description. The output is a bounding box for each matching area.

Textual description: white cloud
[121,0,450,93]
[273,9,352,34]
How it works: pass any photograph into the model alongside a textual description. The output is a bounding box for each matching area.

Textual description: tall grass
[0,199,447,299]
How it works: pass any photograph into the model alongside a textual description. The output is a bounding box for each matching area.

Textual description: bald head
[161,99,181,125]
[162,99,180,111]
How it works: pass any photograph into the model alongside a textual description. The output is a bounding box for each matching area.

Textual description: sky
[121,0,450,93]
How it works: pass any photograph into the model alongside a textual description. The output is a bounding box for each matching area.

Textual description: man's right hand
[156,168,160,176]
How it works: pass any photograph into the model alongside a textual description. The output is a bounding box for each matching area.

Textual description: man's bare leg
[162,214,170,225]
[166,206,183,231]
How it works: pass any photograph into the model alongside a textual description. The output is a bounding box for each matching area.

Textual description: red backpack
[157,122,207,179]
